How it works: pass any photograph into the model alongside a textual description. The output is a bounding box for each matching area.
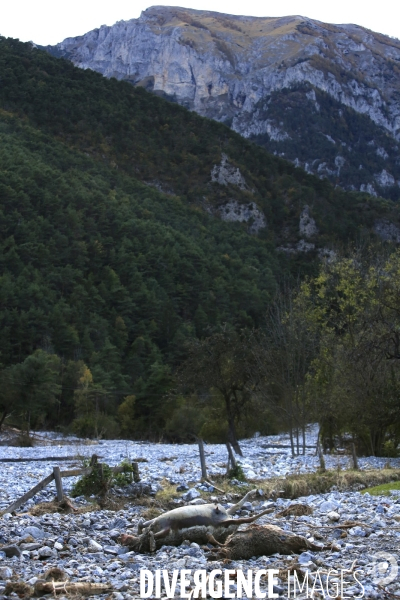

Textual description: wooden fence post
[226,442,236,476]
[132,461,140,483]
[317,441,326,472]
[53,466,64,501]
[351,443,359,470]
[198,438,207,479]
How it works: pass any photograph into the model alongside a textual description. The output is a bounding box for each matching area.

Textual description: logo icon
[372,552,398,586]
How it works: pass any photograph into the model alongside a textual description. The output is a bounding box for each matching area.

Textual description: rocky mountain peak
[45,6,400,199]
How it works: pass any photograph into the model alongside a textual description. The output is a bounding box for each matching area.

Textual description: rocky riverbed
[1,429,400,599]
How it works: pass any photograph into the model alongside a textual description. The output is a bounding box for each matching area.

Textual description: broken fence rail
[0,460,139,516]
[0,456,98,463]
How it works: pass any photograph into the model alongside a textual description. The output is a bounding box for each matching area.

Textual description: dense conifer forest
[1,37,400,451]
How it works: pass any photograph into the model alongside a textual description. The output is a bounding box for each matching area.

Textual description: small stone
[327,511,340,521]
[0,567,12,580]
[109,529,120,540]
[20,543,42,551]
[68,537,79,547]
[176,484,189,492]
[1,546,21,558]
[320,500,339,512]
[348,526,366,537]
[22,526,46,540]
[112,518,128,529]
[114,582,129,592]
[182,488,200,501]
[88,539,103,552]
[245,470,256,479]
[273,585,285,595]
[54,542,63,551]
[189,498,206,505]
[38,546,56,558]
[298,552,314,565]
[332,529,343,539]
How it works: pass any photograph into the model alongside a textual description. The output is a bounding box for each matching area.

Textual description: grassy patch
[257,468,400,499]
[154,469,400,507]
[29,499,95,516]
[361,481,400,496]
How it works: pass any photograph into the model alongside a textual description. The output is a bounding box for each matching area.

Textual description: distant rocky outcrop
[45,6,400,199]
[299,205,318,239]
[218,200,266,234]
[374,219,400,243]
[211,153,249,190]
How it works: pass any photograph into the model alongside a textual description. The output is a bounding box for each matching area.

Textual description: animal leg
[141,518,156,529]
[206,533,224,547]
[153,527,171,539]
[120,533,137,546]
[226,489,257,515]
[221,507,275,527]
[137,518,145,534]
[242,507,275,522]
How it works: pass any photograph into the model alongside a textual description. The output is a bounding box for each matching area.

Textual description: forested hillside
[0,37,399,441]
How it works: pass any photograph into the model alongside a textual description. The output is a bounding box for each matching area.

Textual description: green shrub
[382,440,399,458]
[228,463,246,481]
[71,459,134,497]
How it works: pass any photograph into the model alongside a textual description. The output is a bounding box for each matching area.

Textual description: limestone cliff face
[47,6,400,197]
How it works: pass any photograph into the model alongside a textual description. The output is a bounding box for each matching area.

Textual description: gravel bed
[1,429,399,599]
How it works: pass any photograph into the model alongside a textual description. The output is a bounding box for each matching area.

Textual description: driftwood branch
[34,580,111,596]
[308,520,368,530]
[261,444,316,450]
[0,456,90,463]
[1,472,55,515]
[204,480,225,494]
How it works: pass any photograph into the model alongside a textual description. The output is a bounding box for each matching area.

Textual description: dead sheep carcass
[208,524,327,560]
[120,490,273,552]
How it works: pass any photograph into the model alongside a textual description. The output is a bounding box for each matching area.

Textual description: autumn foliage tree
[298,248,400,455]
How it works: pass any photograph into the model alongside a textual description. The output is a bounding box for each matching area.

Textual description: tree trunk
[226,414,242,456]
[288,416,295,457]
[225,396,243,456]
[0,409,8,431]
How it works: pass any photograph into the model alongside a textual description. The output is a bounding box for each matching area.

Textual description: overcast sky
[3,0,400,46]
